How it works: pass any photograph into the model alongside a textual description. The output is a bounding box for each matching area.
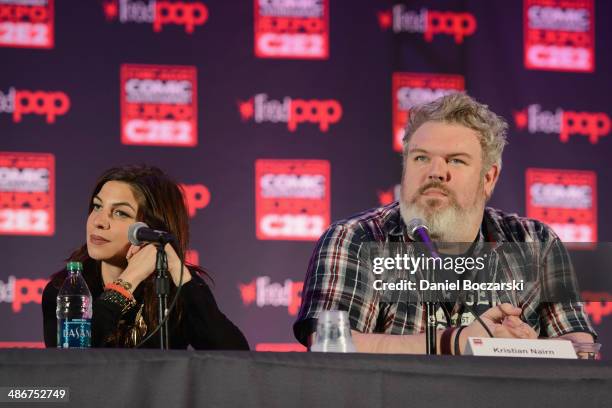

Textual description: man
[293,93,596,354]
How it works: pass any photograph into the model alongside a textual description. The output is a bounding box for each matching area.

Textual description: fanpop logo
[514,104,610,144]
[0,87,70,124]
[377,185,400,206]
[238,276,303,316]
[583,292,612,325]
[0,275,48,312]
[102,0,208,33]
[237,93,342,132]
[180,184,210,218]
[377,5,476,43]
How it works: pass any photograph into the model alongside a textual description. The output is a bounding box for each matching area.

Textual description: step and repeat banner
[1,0,611,355]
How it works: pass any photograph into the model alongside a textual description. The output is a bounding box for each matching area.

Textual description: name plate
[464,337,577,359]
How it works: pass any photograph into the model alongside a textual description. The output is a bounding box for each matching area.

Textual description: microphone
[406,218,439,355]
[128,222,176,246]
[406,218,439,258]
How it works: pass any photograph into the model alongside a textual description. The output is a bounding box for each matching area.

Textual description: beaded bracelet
[101,285,137,314]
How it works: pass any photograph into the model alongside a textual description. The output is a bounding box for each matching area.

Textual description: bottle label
[58,319,91,348]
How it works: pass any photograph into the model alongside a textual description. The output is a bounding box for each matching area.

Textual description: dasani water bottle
[56,261,92,348]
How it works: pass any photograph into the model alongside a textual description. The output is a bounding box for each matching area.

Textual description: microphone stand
[413,228,439,355]
[425,301,437,355]
[154,240,171,350]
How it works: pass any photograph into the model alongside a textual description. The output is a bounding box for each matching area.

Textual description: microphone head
[406,218,428,241]
[128,222,149,246]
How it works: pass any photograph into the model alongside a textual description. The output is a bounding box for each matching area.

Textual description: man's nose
[427,157,450,182]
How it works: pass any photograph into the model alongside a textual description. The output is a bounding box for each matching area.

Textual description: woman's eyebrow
[92,196,136,212]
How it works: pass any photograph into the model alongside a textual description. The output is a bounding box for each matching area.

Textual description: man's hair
[402,93,508,172]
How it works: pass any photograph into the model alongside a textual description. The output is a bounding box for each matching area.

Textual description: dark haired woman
[42,165,249,349]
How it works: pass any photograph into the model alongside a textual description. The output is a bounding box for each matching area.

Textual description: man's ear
[483,163,500,199]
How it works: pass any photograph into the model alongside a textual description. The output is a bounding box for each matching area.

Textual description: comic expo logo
[526,168,596,244]
[0,152,55,236]
[514,104,610,144]
[392,73,464,152]
[524,0,594,72]
[0,87,70,123]
[0,275,48,312]
[238,93,342,132]
[254,0,329,59]
[121,64,198,146]
[102,0,208,33]
[0,0,53,48]
[255,159,330,241]
[377,5,476,43]
[238,276,303,316]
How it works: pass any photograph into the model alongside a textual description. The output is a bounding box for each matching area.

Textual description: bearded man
[293,93,596,354]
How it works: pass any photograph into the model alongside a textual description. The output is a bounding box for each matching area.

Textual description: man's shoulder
[484,207,558,243]
[324,202,402,241]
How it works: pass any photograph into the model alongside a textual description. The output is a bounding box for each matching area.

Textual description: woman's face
[86,181,140,265]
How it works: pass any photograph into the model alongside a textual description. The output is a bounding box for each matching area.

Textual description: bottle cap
[66,261,83,272]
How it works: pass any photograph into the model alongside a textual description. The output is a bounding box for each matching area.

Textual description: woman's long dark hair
[51,164,207,346]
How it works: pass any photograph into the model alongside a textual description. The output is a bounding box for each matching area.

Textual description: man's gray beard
[399,198,474,242]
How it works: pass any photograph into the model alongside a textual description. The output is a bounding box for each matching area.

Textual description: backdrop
[1,0,611,357]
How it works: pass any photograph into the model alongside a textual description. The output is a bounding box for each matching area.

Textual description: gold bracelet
[113,278,133,291]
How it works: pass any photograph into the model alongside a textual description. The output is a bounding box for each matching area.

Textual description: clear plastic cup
[573,342,602,360]
[310,310,356,353]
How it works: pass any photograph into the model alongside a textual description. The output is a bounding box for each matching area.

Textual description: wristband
[105,283,133,301]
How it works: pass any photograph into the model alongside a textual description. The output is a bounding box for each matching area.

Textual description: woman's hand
[164,243,192,286]
[120,243,158,291]
[120,243,191,291]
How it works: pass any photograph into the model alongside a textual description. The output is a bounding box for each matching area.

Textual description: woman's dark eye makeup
[91,201,134,218]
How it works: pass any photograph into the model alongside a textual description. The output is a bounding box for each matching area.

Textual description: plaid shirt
[293,201,596,345]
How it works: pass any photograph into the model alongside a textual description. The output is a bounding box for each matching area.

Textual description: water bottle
[310,310,356,352]
[56,261,92,348]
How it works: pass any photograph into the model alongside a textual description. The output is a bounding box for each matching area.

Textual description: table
[0,350,610,408]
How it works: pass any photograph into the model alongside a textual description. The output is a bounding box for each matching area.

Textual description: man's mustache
[418,182,453,197]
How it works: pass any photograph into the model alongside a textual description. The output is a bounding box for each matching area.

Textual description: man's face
[400,121,498,241]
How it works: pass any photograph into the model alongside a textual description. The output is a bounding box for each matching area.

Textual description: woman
[42,165,249,349]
